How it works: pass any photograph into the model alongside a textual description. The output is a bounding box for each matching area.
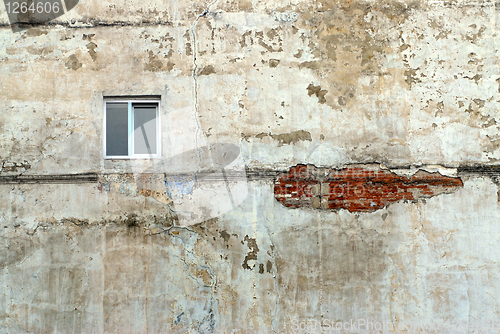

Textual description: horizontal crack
[0,20,174,30]
[0,173,98,184]
[1,164,500,185]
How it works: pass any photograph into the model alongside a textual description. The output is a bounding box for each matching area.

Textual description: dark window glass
[106,103,128,156]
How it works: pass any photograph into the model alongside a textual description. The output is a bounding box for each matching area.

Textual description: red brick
[275,164,463,212]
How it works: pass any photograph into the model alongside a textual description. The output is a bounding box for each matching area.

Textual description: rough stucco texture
[1,0,500,333]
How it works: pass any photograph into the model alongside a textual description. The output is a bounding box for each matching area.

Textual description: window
[104,98,161,158]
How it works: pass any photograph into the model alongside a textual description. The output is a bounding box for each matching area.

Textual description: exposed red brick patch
[274,165,463,212]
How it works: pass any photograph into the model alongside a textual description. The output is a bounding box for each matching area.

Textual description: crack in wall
[0,172,98,183]
[0,20,175,30]
[190,0,218,166]
[1,165,500,184]
[167,226,218,332]
[261,218,280,333]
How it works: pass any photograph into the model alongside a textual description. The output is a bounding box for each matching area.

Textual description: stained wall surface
[1,0,500,333]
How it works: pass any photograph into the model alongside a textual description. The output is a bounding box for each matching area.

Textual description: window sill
[104,156,162,160]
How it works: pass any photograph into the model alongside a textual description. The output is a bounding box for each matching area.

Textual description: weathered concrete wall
[1,0,500,332]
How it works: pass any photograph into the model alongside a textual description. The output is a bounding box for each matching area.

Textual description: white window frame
[103,98,161,159]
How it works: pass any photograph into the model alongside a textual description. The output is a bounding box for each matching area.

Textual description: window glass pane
[106,103,129,156]
[133,104,157,155]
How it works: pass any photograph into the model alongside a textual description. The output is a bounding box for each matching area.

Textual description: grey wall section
[1,0,500,332]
